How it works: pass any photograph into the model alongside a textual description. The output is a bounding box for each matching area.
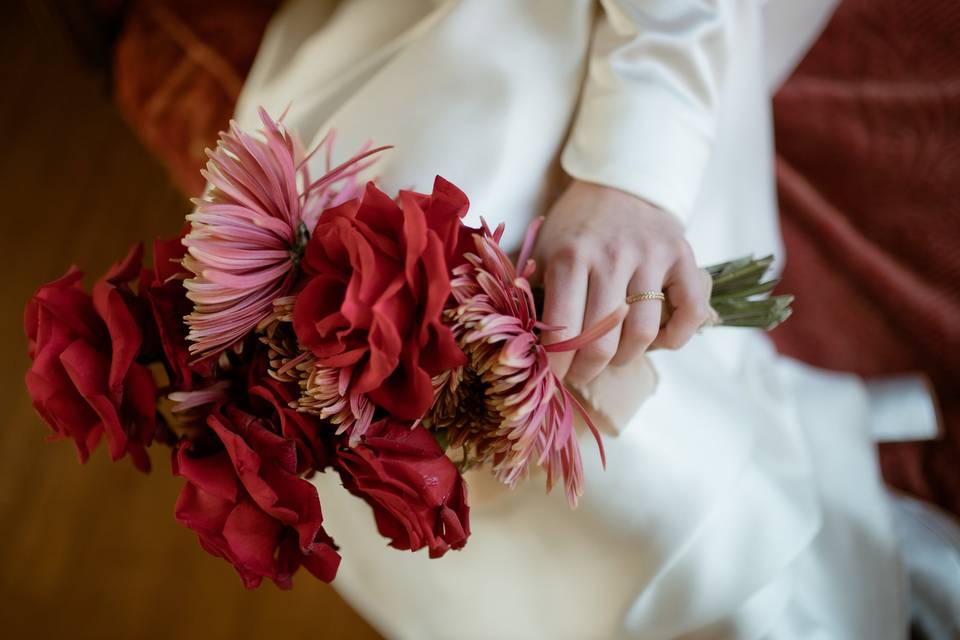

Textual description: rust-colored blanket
[113,0,278,194]
[771,0,960,515]
[110,0,960,515]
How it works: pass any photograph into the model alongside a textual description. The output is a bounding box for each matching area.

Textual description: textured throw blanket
[770,0,960,516]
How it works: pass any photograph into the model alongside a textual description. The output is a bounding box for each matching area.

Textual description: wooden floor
[0,5,380,639]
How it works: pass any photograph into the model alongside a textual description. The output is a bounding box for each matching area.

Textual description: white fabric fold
[236,1,905,637]
[562,0,731,220]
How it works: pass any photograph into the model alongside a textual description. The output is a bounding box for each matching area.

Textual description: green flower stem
[705,255,793,330]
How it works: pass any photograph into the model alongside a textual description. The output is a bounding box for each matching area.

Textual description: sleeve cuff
[560,90,713,223]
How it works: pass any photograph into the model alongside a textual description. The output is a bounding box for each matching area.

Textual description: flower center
[453,367,498,430]
[289,221,310,268]
[427,359,504,461]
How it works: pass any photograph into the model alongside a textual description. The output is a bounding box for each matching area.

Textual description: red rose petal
[336,420,470,557]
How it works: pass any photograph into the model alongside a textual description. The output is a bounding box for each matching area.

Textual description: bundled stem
[705,255,793,330]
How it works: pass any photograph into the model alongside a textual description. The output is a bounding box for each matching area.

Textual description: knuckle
[635,239,659,261]
[656,239,690,269]
[567,361,599,385]
[660,334,685,350]
[598,241,626,267]
[543,249,573,282]
[573,239,628,273]
[546,352,573,378]
[679,286,703,308]
[694,300,712,320]
[549,245,582,270]
[582,342,616,364]
[612,343,641,364]
[668,234,689,255]
[545,256,582,286]
[630,325,658,346]
[650,243,679,269]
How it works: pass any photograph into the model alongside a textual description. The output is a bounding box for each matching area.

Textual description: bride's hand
[536,180,711,385]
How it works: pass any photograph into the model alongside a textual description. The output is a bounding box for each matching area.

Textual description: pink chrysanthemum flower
[295,364,376,444]
[183,108,386,359]
[257,297,375,445]
[427,220,616,507]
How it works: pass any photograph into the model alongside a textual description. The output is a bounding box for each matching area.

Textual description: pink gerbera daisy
[427,220,618,506]
[182,108,386,359]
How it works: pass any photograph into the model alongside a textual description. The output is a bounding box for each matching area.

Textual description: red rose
[293,177,469,420]
[336,419,470,558]
[173,404,339,589]
[24,245,156,471]
[248,376,333,475]
[139,229,200,390]
[141,229,227,447]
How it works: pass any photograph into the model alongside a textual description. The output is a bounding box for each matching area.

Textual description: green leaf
[432,427,451,451]
[707,256,793,330]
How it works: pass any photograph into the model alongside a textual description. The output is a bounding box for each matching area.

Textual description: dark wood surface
[0,4,381,639]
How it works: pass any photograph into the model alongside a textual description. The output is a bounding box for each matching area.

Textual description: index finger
[540,255,588,380]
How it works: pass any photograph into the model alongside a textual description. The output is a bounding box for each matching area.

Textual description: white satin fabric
[235,1,906,637]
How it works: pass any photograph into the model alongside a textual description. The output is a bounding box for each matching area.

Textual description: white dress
[234,1,907,638]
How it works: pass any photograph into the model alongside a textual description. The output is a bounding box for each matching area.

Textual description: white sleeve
[561,0,734,222]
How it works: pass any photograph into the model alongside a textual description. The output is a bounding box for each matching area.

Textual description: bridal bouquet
[24,109,791,589]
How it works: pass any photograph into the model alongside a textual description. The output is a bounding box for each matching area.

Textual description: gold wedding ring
[626,291,666,304]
